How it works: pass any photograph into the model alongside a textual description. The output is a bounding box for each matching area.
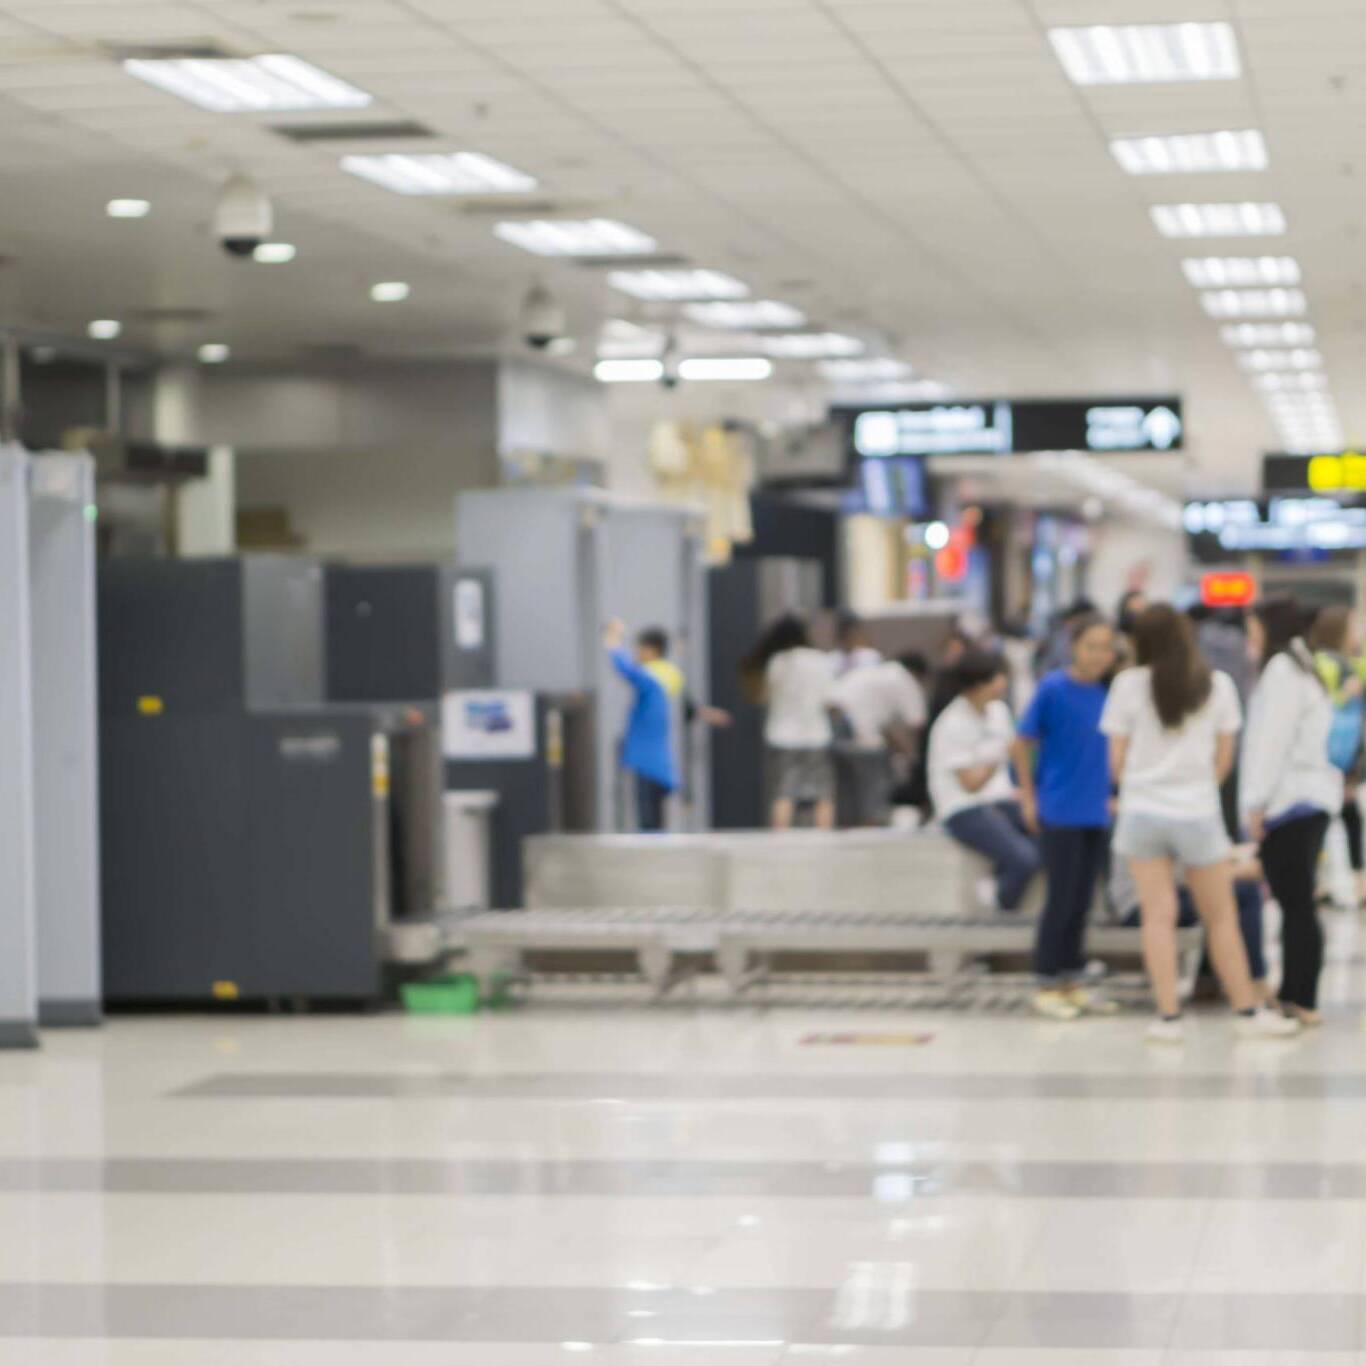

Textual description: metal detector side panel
[29,454,101,1024]
[0,446,40,1045]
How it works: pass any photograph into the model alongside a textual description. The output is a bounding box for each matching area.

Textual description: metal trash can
[443,790,499,911]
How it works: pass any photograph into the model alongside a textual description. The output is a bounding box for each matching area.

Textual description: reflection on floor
[1,910,1364,1364]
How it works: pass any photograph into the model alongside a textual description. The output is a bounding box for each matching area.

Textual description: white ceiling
[0,0,1362,490]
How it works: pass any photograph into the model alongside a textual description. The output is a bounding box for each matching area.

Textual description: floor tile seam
[1164,1200,1219,1355]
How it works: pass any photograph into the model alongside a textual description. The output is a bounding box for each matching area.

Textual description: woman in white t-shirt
[746,614,837,830]
[1101,604,1298,1044]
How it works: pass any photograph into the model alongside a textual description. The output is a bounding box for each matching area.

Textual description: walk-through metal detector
[29,452,101,1025]
[0,445,40,1047]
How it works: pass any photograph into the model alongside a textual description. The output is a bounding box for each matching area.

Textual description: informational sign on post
[454,577,486,651]
[442,689,536,760]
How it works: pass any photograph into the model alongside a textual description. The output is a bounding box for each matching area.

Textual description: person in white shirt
[829,654,929,826]
[1101,603,1299,1044]
[831,612,883,677]
[747,614,838,830]
[928,650,1040,911]
[1241,596,1341,1027]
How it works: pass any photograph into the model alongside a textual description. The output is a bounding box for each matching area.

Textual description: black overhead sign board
[1264,452,1366,497]
[839,397,1183,459]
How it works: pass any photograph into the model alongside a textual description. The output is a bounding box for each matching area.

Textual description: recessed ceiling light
[1152,203,1286,238]
[123,54,372,113]
[1221,322,1316,347]
[494,219,656,258]
[87,319,121,340]
[684,300,806,329]
[197,342,231,364]
[1049,23,1240,85]
[1182,256,1300,288]
[595,358,664,383]
[1111,130,1267,175]
[106,198,150,219]
[1201,289,1306,318]
[370,281,410,302]
[764,332,865,359]
[1254,371,1327,392]
[598,319,664,358]
[608,269,749,302]
[677,357,773,381]
[252,242,296,263]
[1237,348,1322,372]
[342,152,536,196]
[820,358,912,382]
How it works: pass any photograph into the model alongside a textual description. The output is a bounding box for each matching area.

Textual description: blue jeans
[944,800,1041,912]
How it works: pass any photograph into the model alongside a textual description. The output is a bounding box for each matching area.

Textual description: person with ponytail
[1242,596,1342,1027]
[1100,603,1300,1044]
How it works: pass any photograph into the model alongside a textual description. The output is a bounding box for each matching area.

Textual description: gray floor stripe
[0,1285,1360,1348]
[5,1156,1366,1199]
[175,1070,1366,1101]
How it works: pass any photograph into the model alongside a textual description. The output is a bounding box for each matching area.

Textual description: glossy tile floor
[2,913,1365,1363]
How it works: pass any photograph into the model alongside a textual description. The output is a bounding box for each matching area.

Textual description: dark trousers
[1342,798,1363,872]
[1260,811,1331,1010]
[1034,824,1107,982]
[635,776,670,833]
[944,800,1041,912]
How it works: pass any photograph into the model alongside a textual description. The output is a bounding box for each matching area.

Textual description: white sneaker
[1146,1016,1186,1046]
[1235,1007,1302,1040]
[1033,989,1083,1022]
[974,877,998,914]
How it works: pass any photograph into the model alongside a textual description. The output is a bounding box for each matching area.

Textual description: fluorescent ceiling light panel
[87,319,121,340]
[106,198,150,219]
[1237,349,1322,372]
[197,343,230,363]
[1254,371,1327,392]
[370,281,409,302]
[820,358,912,382]
[495,219,656,257]
[1111,129,1267,175]
[1222,322,1316,347]
[598,319,664,358]
[252,242,296,263]
[608,269,748,302]
[1182,256,1300,288]
[1152,203,1286,238]
[1200,288,1306,318]
[765,332,865,359]
[677,357,773,381]
[595,359,664,383]
[342,152,536,196]
[124,54,372,113]
[684,300,805,329]
[1049,23,1239,85]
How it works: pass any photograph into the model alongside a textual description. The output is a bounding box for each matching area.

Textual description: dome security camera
[215,174,273,259]
[520,283,567,351]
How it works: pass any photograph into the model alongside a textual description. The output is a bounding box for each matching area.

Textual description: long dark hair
[741,613,811,699]
[1254,595,1311,673]
[1132,603,1211,729]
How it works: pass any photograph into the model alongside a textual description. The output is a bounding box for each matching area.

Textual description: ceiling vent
[574,253,690,270]
[273,119,434,143]
[132,307,217,325]
[102,40,241,61]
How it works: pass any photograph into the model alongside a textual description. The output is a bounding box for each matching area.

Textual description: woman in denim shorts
[1100,604,1299,1045]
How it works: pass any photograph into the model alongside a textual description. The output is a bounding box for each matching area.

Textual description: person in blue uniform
[603,618,727,832]
[1012,612,1117,1021]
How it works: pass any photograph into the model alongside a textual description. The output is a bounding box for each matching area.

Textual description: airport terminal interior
[6,0,1366,1360]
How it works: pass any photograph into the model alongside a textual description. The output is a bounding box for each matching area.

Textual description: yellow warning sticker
[137,695,164,715]
[211,981,240,1001]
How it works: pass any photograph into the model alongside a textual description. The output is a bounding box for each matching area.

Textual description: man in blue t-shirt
[1011,613,1117,1021]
